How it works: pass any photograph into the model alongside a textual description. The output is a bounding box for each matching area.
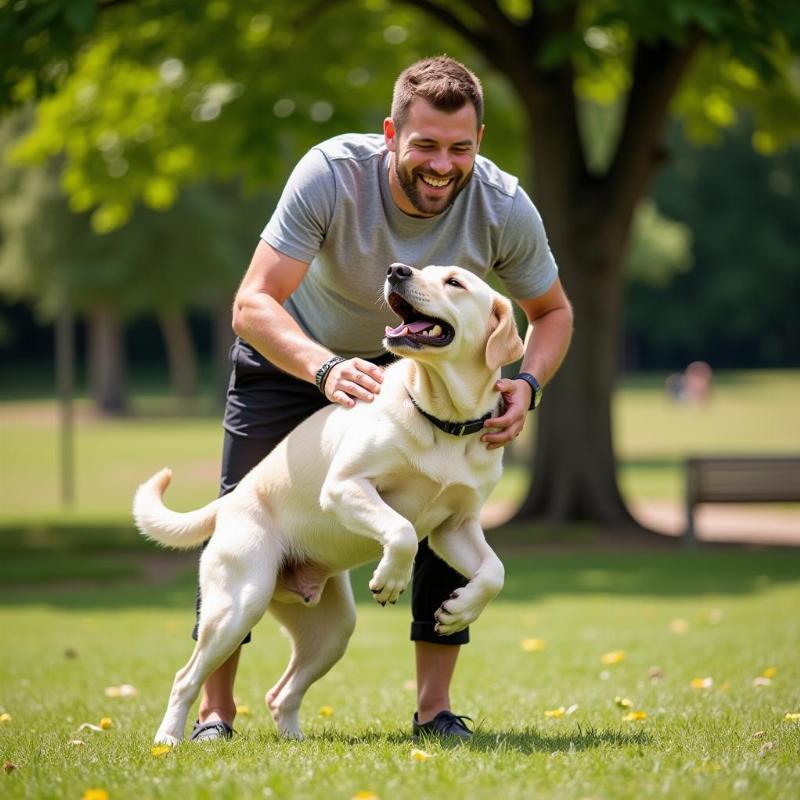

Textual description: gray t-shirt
[261,133,558,359]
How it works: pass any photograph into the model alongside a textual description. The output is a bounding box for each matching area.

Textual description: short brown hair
[391,55,483,130]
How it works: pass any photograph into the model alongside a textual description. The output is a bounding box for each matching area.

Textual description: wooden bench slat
[684,455,800,544]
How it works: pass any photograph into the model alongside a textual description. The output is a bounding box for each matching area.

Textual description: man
[190,55,573,742]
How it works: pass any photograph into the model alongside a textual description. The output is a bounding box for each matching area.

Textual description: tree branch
[400,0,495,59]
[604,30,703,237]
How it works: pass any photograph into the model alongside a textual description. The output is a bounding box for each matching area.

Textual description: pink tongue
[385,320,432,336]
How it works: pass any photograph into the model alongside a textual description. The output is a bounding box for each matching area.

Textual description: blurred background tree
[1,0,798,528]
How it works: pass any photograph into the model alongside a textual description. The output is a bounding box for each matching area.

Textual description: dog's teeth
[429,325,442,337]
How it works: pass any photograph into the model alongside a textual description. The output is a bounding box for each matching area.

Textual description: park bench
[684,455,800,544]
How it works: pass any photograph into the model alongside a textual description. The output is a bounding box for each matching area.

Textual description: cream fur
[133,265,524,744]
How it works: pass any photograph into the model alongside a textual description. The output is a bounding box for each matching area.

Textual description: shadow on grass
[249,724,650,754]
[1,524,799,609]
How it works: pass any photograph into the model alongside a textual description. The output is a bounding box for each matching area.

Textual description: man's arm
[232,239,384,406]
[482,277,573,449]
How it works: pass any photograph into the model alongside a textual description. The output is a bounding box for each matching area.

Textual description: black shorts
[193,341,469,646]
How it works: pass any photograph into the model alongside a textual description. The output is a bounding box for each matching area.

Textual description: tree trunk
[212,301,235,408]
[157,309,199,401]
[87,304,127,415]
[515,228,638,527]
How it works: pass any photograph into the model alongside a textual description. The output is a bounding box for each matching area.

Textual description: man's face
[384,98,484,217]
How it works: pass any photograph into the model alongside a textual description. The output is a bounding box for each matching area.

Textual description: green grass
[1,369,798,528]
[2,551,800,799]
[1,371,799,797]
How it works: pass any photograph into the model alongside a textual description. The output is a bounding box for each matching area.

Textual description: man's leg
[195,432,279,730]
[198,646,241,725]
[410,537,470,734]
[415,641,460,722]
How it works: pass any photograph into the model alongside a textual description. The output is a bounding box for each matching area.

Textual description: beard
[394,160,472,217]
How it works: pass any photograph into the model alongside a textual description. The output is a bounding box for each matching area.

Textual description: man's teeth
[421,175,450,188]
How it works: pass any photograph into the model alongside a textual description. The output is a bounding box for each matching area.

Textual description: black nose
[387,263,412,286]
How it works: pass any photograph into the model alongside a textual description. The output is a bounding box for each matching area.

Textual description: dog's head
[383,263,524,371]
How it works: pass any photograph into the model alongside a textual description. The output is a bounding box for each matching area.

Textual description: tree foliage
[627,118,800,368]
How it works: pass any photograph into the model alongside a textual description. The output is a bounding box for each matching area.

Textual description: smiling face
[384,98,484,218]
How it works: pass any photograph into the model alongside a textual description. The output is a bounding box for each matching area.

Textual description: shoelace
[442,713,474,734]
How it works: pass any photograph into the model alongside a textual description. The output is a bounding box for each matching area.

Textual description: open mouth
[418,174,454,191]
[384,292,454,348]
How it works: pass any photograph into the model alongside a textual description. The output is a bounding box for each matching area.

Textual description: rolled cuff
[410,621,469,646]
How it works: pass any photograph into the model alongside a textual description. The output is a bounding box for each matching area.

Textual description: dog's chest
[374,450,493,532]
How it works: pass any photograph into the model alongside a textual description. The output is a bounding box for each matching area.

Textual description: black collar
[407,392,493,437]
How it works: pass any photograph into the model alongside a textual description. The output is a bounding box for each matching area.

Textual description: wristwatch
[512,372,542,410]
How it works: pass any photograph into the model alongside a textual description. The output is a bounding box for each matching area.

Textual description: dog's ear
[485,295,525,371]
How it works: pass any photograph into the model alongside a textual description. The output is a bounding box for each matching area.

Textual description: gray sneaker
[189,719,234,742]
[412,710,473,739]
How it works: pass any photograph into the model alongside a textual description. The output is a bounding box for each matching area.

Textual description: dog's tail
[133,468,221,550]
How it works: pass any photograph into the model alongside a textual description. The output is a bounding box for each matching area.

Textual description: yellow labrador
[134,263,524,744]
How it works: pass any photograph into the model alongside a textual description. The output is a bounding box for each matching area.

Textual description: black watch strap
[512,372,542,410]
[315,356,346,394]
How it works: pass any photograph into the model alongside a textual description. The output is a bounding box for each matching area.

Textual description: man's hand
[481,377,532,450]
[324,358,385,407]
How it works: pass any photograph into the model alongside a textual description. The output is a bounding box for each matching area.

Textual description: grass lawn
[2,550,800,800]
[1,369,799,529]
[1,369,799,797]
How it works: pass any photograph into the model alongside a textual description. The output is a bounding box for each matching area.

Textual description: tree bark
[212,301,235,408]
[509,31,699,527]
[157,309,199,401]
[87,303,127,415]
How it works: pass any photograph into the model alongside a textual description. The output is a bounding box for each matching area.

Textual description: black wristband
[315,356,346,395]
[512,372,542,410]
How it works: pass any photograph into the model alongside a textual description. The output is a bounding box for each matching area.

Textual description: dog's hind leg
[265,572,356,739]
[153,520,280,745]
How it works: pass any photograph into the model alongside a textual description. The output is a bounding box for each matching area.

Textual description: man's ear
[384,117,397,152]
[485,295,524,371]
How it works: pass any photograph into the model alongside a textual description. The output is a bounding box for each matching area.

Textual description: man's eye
[446,278,464,288]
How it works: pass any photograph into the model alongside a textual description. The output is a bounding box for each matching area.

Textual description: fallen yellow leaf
[784,712,800,722]
[81,790,109,800]
[668,618,689,634]
[690,677,713,689]
[622,710,648,722]
[319,705,334,717]
[0,713,11,723]
[104,684,138,699]
[521,638,546,652]
[235,705,251,715]
[614,696,633,709]
[601,650,625,665]
[151,745,172,757]
[544,707,566,718]
[411,748,432,761]
[99,717,113,730]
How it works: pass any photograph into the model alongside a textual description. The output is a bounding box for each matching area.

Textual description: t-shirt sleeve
[493,186,559,299]
[261,147,336,263]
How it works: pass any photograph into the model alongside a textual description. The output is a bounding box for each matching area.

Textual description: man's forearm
[233,292,334,385]
[519,306,573,386]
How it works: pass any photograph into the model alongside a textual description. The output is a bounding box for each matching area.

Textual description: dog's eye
[445,278,464,289]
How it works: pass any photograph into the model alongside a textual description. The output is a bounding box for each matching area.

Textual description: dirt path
[481,499,800,547]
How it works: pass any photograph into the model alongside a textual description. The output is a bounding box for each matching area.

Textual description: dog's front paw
[433,589,484,635]
[369,557,412,605]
